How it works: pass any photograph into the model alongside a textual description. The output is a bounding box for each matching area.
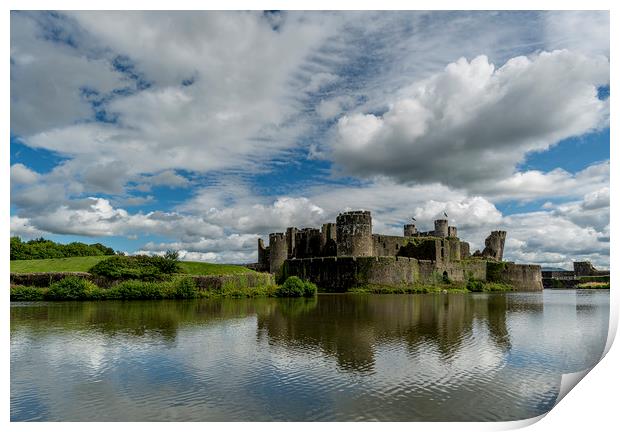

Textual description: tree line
[11,236,117,260]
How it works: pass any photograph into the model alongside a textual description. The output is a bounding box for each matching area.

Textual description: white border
[3,1,616,431]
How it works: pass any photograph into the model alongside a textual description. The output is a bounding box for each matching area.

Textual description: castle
[255,210,543,292]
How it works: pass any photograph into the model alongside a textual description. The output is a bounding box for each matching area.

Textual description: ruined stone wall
[487,262,543,291]
[281,256,489,292]
[460,242,470,259]
[372,234,406,256]
[282,256,419,292]
[435,260,487,282]
[573,261,610,277]
[293,228,322,258]
[257,238,270,272]
[398,238,441,261]
[286,227,298,257]
[447,238,461,262]
[336,211,373,257]
[269,233,287,274]
[321,223,337,256]
[481,231,506,261]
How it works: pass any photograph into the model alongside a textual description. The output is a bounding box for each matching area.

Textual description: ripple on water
[10,292,609,421]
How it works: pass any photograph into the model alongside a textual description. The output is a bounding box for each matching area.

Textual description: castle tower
[481,231,507,261]
[286,227,298,257]
[434,219,449,238]
[269,233,287,273]
[404,224,417,237]
[448,226,457,238]
[336,211,373,257]
[257,238,270,271]
[321,223,337,256]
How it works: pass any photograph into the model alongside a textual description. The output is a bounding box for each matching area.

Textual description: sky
[9,10,610,269]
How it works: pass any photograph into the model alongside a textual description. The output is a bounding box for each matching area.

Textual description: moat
[11,290,609,421]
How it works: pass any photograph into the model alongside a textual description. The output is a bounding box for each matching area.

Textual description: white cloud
[10,163,40,185]
[330,51,609,189]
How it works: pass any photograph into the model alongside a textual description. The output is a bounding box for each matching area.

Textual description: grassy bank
[349,280,513,295]
[10,276,281,301]
[10,275,317,301]
[10,256,253,275]
[576,282,610,289]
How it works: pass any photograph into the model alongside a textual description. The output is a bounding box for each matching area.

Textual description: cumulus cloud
[10,12,609,267]
[330,51,609,189]
[10,163,40,184]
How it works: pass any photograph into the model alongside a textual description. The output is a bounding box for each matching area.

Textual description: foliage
[10,286,47,301]
[178,261,254,275]
[88,254,180,281]
[174,278,198,299]
[576,282,610,289]
[350,284,469,294]
[46,277,99,300]
[11,236,115,260]
[275,276,317,297]
[485,261,507,282]
[466,279,513,292]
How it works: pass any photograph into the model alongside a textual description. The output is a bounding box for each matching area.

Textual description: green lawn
[11,256,255,275]
[10,256,109,273]
[178,261,254,275]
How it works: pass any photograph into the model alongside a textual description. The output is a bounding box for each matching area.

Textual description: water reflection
[11,290,609,421]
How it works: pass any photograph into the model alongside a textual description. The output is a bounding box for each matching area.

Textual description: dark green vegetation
[349,279,513,295]
[10,276,279,301]
[274,276,317,297]
[11,236,115,260]
[10,275,321,301]
[88,253,180,281]
[576,282,610,289]
[465,279,514,292]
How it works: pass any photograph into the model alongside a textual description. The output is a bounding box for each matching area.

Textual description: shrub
[466,279,484,292]
[89,254,180,281]
[108,280,172,300]
[174,278,198,299]
[275,276,317,297]
[46,276,98,300]
[11,286,47,301]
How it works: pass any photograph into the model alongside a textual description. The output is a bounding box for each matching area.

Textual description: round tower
[434,219,449,238]
[336,211,373,257]
[269,233,287,273]
[404,224,417,237]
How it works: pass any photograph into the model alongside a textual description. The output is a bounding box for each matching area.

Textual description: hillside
[10,256,255,275]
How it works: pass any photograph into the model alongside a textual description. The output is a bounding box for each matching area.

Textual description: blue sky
[10,11,610,269]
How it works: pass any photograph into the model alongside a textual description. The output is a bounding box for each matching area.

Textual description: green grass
[10,256,255,275]
[10,256,108,273]
[178,261,254,275]
[576,282,610,289]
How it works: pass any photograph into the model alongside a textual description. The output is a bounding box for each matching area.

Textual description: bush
[46,276,99,300]
[466,279,484,292]
[89,254,180,281]
[275,276,317,297]
[11,286,47,301]
[174,278,198,299]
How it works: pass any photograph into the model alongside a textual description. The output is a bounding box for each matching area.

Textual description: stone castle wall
[281,256,492,292]
[487,262,543,291]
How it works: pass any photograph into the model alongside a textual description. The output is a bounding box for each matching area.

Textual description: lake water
[11,289,609,421]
